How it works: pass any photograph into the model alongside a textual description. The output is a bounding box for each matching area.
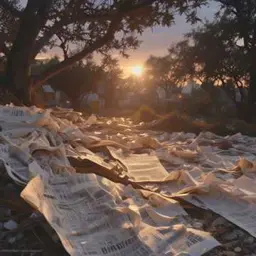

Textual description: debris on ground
[136,109,256,137]
[1,104,256,255]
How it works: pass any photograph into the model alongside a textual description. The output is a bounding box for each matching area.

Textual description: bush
[146,111,256,136]
[149,111,212,133]
[132,105,162,123]
[132,103,256,137]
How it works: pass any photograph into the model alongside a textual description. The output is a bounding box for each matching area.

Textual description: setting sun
[130,65,144,77]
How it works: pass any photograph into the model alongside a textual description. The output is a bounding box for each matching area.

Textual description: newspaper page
[232,175,256,197]
[108,147,169,182]
[144,167,208,198]
[0,105,55,127]
[0,106,44,123]
[21,173,219,256]
[168,228,220,256]
[0,142,31,185]
[67,149,115,172]
[196,185,256,238]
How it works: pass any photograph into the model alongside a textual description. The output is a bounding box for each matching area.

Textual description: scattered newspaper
[108,147,169,182]
[195,184,256,238]
[21,173,219,256]
[2,105,256,254]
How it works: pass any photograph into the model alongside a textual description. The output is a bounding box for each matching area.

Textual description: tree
[213,0,256,120]
[32,56,123,108]
[163,0,256,120]
[0,0,204,105]
[172,21,248,95]
[145,55,181,98]
[100,56,123,108]
[49,60,100,101]
[166,17,252,108]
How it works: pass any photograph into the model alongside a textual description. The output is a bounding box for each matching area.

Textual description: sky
[118,3,219,74]
[21,0,218,75]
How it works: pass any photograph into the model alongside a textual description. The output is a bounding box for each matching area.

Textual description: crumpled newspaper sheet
[21,173,219,256]
[1,104,256,254]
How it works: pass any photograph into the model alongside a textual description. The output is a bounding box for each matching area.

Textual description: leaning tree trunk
[5,48,31,105]
[5,0,53,105]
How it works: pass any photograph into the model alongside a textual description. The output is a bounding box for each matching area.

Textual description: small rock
[222,229,245,241]
[214,140,233,150]
[5,232,24,244]
[8,236,16,244]
[211,217,227,227]
[0,207,11,218]
[30,212,39,219]
[192,221,203,229]
[244,236,254,244]
[223,241,239,249]
[210,217,230,233]
[233,247,242,253]
[3,220,18,230]
[221,251,236,256]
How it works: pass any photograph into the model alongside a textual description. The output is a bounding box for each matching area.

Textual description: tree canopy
[0,0,205,103]
[145,55,182,97]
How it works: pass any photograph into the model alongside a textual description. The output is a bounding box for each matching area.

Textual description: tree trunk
[5,0,52,105]
[5,50,31,105]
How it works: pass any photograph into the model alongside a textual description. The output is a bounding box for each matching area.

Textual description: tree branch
[57,35,69,60]
[0,0,22,17]
[32,0,156,58]
[34,16,122,88]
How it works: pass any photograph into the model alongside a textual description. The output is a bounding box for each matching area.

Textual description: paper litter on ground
[2,105,256,255]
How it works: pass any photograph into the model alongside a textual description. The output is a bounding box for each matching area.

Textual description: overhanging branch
[32,0,156,58]
[57,35,69,60]
[34,16,122,87]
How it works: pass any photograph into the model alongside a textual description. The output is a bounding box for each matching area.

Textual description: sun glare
[131,65,144,77]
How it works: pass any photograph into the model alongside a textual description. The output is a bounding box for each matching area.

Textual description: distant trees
[100,56,123,108]
[213,0,256,117]
[187,0,256,121]
[31,56,123,109]
[1,0,255,122]
[167,20,248,103]
[145,55,182,98]
[0,0,202,104]
[145,0,256,121]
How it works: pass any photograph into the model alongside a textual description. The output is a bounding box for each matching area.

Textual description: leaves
[1,0,206,73]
